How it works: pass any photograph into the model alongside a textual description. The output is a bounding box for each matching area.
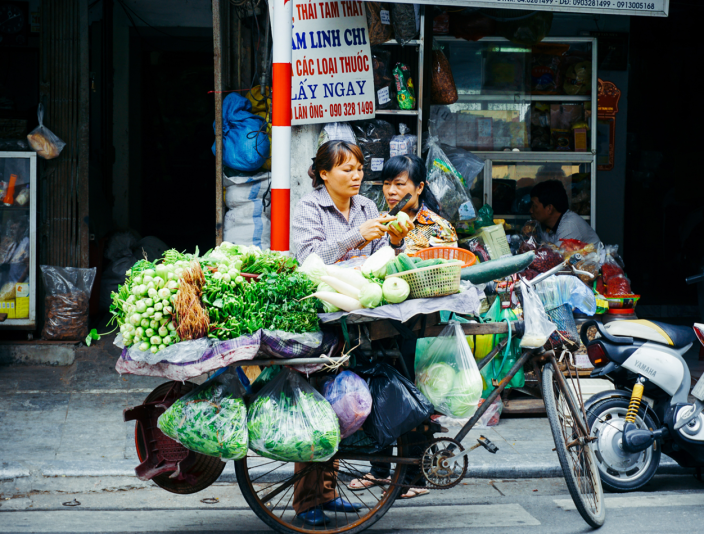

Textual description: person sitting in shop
[530,179,601,246]
[380,154,458,254]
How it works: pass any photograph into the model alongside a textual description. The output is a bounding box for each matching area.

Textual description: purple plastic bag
[322,371,373,439]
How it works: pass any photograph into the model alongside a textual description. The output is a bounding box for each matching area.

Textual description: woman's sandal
[347,473,391,491]
[400,488,430,499]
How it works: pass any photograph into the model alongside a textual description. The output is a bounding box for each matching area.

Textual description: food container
[386,263,461,299]
[410,247,476,268]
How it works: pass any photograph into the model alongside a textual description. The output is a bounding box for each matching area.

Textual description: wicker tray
[386,263,462,299]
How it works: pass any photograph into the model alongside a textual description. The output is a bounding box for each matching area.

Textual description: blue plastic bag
[213,93,270,172]
[320,371,373,439]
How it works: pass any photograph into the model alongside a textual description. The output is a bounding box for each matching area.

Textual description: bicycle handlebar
[686,273,704,285]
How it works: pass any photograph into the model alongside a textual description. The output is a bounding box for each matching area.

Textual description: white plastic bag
[415,322,483,418]
[423,136,471,222]
[520,283,556,348]
[27,104,66,160]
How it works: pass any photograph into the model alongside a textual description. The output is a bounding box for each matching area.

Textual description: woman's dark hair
[311,140,364,188]
[381,154,440,213]
[530,180,569,214]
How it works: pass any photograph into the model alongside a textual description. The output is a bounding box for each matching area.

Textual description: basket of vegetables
[385,253,462,299]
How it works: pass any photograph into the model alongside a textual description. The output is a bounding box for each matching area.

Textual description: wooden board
[502,398,546,415]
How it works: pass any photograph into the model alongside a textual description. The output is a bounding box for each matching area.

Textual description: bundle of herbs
[203,270,319,340]
[239,250,298,275]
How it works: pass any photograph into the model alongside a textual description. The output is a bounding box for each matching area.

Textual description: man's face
[530,197,551,224]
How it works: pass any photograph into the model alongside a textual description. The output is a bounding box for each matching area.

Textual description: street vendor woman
[381,154,458,254]
[293,140,414,264]
[530,180,601,246]
[290,140,414,526]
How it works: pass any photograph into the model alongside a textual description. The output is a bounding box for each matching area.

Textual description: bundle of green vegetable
[386,253,463,276]
[204,270,319,340]
[415,324,483,418]
[110,259,184,353]
[239,249,298,275]
[157,383,248,460]
[247,370,340,462]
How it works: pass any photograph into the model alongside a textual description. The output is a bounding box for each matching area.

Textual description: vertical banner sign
[291,0,375,125]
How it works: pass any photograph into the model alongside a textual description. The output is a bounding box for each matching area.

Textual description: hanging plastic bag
[27,104,66,160]
[390,123,418,157]
[480,299,524,396]
[40,266,96,341]
[358,362,433,448]
[393,62,416,110]
[366,2,394,45]
[390,3,419,45]
[213,92,270,172]
[320,371,373,439]
[353,120,394,181]
[317,122,356,148]
[415,322,483,418]
[442,145,485,192]
[157,368,248,460]
[430,42,458,105]
[424,136,471,222]
[520,283,556,348]
[247,369,340,462]
[372,48,396,110]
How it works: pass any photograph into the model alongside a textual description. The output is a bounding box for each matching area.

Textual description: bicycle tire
[542,362,605,528]
[235,436,409,534]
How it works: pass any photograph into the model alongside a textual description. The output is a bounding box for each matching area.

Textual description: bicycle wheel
[542,362,605,528]
[235,436,410,534]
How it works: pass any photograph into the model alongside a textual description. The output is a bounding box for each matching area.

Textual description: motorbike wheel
[587,397,661,492]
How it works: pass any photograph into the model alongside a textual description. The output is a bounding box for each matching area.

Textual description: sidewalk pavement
[0,335,688,497]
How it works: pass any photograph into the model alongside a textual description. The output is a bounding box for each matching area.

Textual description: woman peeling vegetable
[290,141,414,526]
[382,155,458,254]
[292,141,414,265]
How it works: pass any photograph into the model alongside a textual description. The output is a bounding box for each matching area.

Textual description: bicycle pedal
[478,436,499,454]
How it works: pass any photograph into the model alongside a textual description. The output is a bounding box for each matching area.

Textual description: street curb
[1,457,692,485]
[0,343,78,366]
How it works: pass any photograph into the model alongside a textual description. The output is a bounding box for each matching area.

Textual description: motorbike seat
[604,319,695,349]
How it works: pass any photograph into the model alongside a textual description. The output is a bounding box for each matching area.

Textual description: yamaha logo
[634,360,657,377]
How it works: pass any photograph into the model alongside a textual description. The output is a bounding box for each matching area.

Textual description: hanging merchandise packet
[393,63,416,110]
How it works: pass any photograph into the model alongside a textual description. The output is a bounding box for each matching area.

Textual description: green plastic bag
[157,368,248,460]
[475,204,494,230]
[479,299,525,398]
[250,365,282,394]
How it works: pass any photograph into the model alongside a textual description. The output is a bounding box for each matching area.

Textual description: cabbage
[447,369,483,417]
[359,283,383,308]
[362,246,396,279]
[417,362,455,406]
[382,277,410,304]
[299,253,328,285]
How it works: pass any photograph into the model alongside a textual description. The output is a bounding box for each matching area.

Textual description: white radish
[326,266,369,290]
[310,291,364,312]
[320,276,361,300]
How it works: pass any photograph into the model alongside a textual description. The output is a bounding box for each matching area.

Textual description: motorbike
[581,273,704,492]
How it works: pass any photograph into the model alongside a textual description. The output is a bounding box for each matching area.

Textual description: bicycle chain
[338,436,467,492]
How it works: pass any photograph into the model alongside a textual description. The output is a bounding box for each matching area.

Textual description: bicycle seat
[605,320,695,349]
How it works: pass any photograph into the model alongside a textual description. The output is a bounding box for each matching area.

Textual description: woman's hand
[387,218,415,246]
[359,215,396,242]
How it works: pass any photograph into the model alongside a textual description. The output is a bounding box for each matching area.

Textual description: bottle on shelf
[3,174,17,206]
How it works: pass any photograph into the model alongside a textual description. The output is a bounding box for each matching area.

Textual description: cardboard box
[476,224,512,260]
[0,299,16,319]
[15,297,29,319]
[15,283,29,298]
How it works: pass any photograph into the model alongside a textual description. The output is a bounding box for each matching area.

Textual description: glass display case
[431,37,598,228]
[0,152,36,328]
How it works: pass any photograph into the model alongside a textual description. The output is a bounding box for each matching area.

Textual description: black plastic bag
[353,120,394,181]
[358,362,433,448]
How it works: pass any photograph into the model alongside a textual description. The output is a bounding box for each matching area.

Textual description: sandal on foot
[347,473,390,491]
[400,488,429,499]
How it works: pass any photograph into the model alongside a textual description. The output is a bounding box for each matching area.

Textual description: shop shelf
[375,109,419,116]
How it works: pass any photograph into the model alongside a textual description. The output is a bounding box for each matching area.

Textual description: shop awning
[379,0,669,18]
